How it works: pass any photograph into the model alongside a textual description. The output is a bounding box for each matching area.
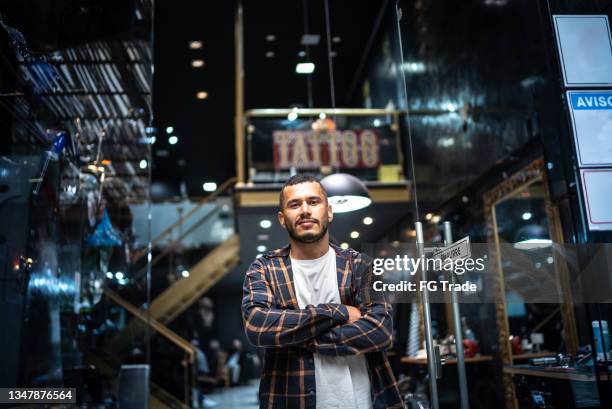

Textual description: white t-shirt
[291,246,373,409]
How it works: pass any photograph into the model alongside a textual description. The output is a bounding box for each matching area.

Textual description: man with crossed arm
[242,174,403,409]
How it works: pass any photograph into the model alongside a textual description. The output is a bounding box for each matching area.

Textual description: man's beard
[286,218,329,244]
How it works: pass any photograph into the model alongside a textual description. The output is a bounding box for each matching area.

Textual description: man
[242,174,403,409]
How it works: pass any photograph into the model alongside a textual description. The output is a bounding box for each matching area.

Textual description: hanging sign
[567,90,612,167]
[273,130,380,170]
[553,15,612,87]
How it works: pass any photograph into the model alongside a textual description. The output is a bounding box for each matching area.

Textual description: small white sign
[553,15,612,87]
[566,90,612,167]
[580,169,612,231]
[433,236,471,261]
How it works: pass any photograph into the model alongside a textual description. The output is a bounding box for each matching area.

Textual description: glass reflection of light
[28,273,76,296]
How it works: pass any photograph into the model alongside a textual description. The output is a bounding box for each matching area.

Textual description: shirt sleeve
[305,252,394,356]
[242,258,350,348]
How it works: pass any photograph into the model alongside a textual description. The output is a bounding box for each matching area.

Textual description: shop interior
[0,1,611,408]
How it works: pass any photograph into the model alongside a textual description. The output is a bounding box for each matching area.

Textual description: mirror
[492,179,563,359]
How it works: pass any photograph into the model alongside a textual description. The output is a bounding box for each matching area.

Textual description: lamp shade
[320,173,371,213]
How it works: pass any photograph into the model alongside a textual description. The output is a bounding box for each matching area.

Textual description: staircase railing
[102,288,197,408]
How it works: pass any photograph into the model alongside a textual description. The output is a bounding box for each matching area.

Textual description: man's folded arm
[305,299,393,356]
[241,259,349,348]
[305,255,394,356]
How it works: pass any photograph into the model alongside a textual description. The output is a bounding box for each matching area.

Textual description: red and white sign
[581,169,612,231]
[273,129,380,170]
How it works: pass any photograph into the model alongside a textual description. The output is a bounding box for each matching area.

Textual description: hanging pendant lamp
[320,173,371,213]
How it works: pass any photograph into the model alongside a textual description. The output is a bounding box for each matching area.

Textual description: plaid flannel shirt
[242,243,404,409]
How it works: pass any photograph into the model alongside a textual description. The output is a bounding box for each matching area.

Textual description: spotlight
[363,217,373,225]
[350,231,360,239]
[168,136,178,145]
[260,219,272,229]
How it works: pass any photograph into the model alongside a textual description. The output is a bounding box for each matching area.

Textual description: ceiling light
[340,242,349,250]
[139,159,148,169]
[373,119,381,127]
[298,50,306,57]
[189,41,202,49]
[191,59,205,68]
[445,102,458,112]
[203,182,217,192]
[260,219,272,229]
[150,136,156,144]
[196,91,208,100]
[166,126,174,134]
[115,272,124,280]
[287,111,298,121]
[266,34,276,41]
[181,270,190,278]
[363,216,373,225]
[168,135,178,145]
[332,36,341,43]
[319,112,326,119]
[296,62,315,74]
[257,245,267,252]
[265,51,275,58]
[425,213,433,220]
[301,34,321,45]
[513,239,553,250]
[106,272,113,279]
[350,231,360,239]
[431,215,442,223]
[522,212,533,221]
[320,173,372,213]
[547,256,554,264]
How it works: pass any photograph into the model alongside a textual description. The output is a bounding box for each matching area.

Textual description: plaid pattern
[242,243,404,409]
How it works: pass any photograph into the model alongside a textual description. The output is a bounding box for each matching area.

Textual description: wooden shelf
[401,355,494,365]
[504,365,610,382]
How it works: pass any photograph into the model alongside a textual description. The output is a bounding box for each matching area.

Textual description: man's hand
[346,305,362,323]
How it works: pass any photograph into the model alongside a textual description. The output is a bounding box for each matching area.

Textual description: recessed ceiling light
[319,112,326,119]
[287,111,298,121]
[115,272,124,280]
[196,91,208,99]
[350,231,360,239]
[168,135,178,145]
[191,59,205,68]
[189,41,202,49]
[332,36,341,43]
[362,216,373,225]
[298,50,306,57]
[265,51,275,58]
[139,159,148,169]
[340,242,349,250]
[106,272,113,279]
[181,270,190,278]
[203,182,217,192]
[260,219,272,229]
[296,62,315,74]
[257,245,267,252]
[522,212,533,221]
[266,34,276,41]
[425,213,433,220]
[373,119,381,127]
[166,126,174,134]
[431,215,441,223]
[301,34,320,45]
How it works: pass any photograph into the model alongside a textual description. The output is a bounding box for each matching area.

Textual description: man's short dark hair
[279,174,328,209]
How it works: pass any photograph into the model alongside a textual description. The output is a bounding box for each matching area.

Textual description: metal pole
[415,221,439,409]
[444,221,470,409]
